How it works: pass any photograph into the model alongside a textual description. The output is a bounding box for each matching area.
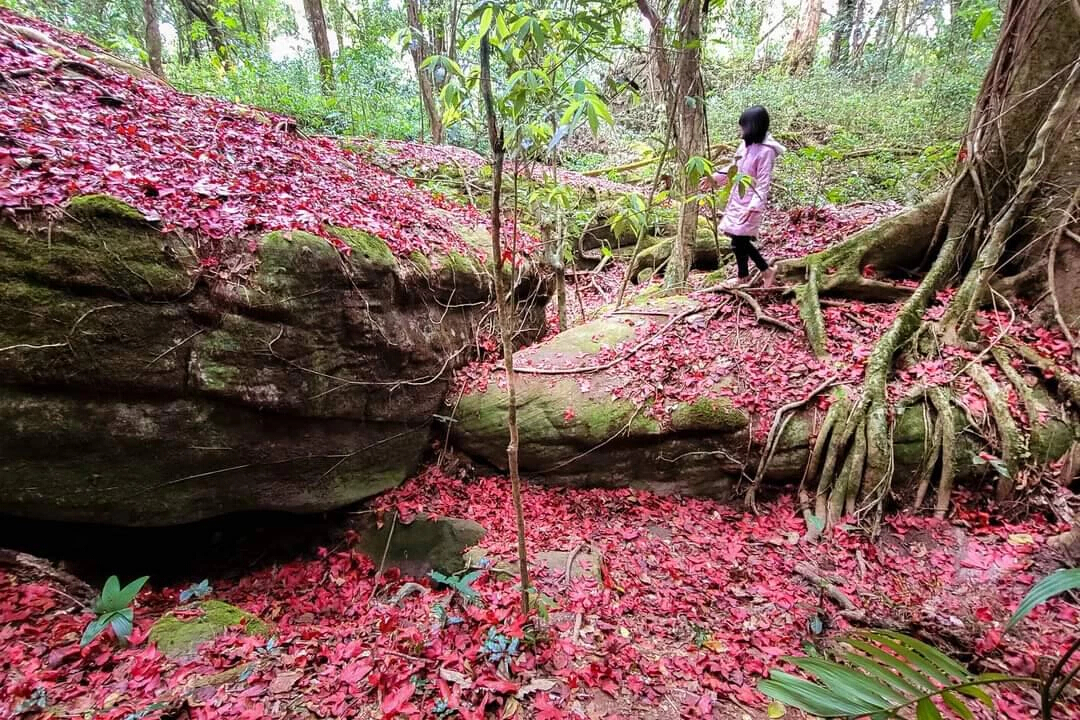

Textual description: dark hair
[739,105,770,145]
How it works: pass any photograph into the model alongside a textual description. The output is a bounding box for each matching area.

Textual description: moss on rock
[0,194,193,298]
[149,600,270,657]
[329,227,395,269]
[66,194,147,222]
[669,397,748,433]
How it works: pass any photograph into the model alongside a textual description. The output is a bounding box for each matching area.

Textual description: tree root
[746,375,839,512]
[793,561,861,616]
[966,362,1025,500]
[801,388,849,539]
[795,262,828,357]
[1004,337,1080,409]
[930,388,956,518]
[707,287,796,333]
[911,401,942,511]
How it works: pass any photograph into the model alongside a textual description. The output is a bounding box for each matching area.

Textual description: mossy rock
[329,227,395,269]
[669,397,748,434]
[66,193,147,222]
[149,600,270,657]
[354,515,486,577]
[0,193,194,299]
[537,318,634,356]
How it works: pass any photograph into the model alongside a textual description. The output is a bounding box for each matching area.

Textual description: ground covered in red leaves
[3,468,1077,719]
[0,9,533,262]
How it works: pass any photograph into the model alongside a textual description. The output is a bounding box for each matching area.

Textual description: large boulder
[0,196,549,525]
[450,296,980,497]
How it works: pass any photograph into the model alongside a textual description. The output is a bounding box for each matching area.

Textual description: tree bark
[303,0,335,94]
[178,0,230,65]
[143,0,164,78]
[665,0,705,289]
[783,0,823,75]
[830,0,855,67]
[636,0,675,109]
[405,0,445,144]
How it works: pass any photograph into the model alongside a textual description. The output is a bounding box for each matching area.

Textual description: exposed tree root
[801,388,849,539]
[1005,337,1080,410]
[965,362,1025,500]
[929,387,956,519]
[746,375,839,513]
[795,262,828,357]
[706,287,796,333]
[911,401,942,511]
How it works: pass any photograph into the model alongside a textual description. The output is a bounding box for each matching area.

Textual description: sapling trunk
[480,32,531,613]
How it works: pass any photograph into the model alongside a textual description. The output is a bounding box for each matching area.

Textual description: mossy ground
[149,600,270,657]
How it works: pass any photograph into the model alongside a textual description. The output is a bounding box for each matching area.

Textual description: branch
[704,287,797,333]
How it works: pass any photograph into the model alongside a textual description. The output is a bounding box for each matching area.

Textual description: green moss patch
[330,227,395,268]
[66,194,146,222]
[149,600,270,657]
[670,397,748,434]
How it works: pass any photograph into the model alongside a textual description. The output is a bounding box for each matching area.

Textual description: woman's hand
[698,172,728,193]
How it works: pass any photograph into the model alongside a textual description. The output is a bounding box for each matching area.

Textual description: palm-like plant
[759,569,1080,718]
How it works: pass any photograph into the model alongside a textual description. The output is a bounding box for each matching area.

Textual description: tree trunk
[665,0,705,289]
[143,0,164,78]
[636,0,675,109]
[479,31,531,614]
[178,0,230,65]
[330,0,346,56]
[830,0,855,67]
[303,0,335,94]
[405,0,445,144]
[783,0,823,75]
[777,0,1080,526]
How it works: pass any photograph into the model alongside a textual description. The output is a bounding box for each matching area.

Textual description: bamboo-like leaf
[916,698,943,720]
[871,634,954,686]
[80,615,110,647]
[873,631,974,682]
[941,691,975,720]
[97,575,121,612]
[790,657,903,708]
[840,650,922,698]
[760,671,866,718]
[116,576,149,609]
[1006,569,1080,630]
[846,638,938,693]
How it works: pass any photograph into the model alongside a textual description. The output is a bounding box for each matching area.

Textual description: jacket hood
[761,133,786,156]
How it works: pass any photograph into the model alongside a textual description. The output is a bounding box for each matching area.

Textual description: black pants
[728,234,769,278]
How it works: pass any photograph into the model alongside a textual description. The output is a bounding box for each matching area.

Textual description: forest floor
[3,467,1078,720]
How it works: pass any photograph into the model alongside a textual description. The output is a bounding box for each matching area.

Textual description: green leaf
[971,9,993,40]
[917,698,943,720]
[846,638,938,693]
[98,575,121,612]
[1006,568,1080,630]
[941,691,975,720]
[840,650,922,698]
[759,671,866,717]
[116,576,149,609]
[874,631,973,682]
[110,608,135,642]
[81,615,110,647]
[789,657,900,709]
[478,7,494,38]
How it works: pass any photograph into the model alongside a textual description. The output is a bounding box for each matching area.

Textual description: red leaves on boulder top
[0,9,534,262]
